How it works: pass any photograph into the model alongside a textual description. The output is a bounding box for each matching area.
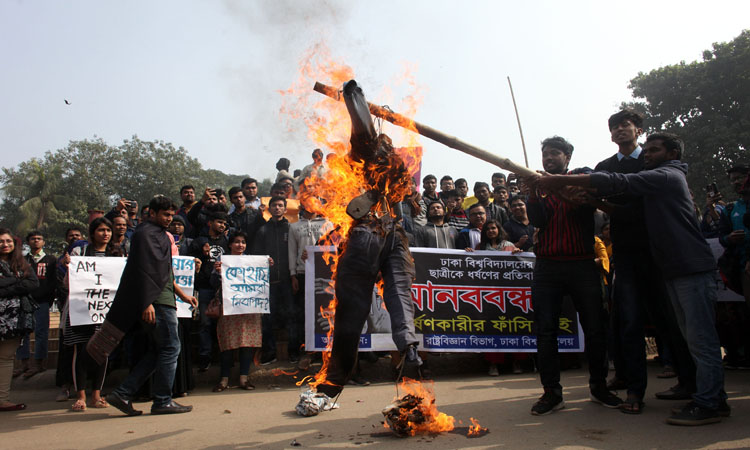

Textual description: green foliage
[0,135,257,250]
[622,29,750,198]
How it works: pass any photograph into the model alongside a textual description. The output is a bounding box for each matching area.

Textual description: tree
[622,29,750,196]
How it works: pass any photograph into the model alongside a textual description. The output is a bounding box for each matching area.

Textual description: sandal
[212,383,228,392]
[241,381,256,391]
[619,396,645,415]
[90,398,109,408]
[71,399,87,412]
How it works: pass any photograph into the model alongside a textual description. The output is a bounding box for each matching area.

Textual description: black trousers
[319,224,417,397]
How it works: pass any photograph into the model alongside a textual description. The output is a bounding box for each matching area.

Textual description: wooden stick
[313,81,537,178]
[507,76,529,168]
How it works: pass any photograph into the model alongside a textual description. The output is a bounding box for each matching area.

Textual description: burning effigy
[381,378,455,437]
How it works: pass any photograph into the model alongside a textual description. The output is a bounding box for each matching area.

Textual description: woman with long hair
[0,228,38,411]
[211,232,262,392]
[63,217,123,411]
[477,219,517,251]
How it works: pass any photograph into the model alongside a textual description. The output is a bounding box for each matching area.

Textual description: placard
[220,255,271,315]
[68,256,127,326]
[173,256,196,318]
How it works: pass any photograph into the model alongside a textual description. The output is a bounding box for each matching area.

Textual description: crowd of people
[0,110,748,427]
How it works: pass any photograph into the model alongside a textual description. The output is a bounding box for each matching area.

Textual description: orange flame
[271,368,300,377]
[384,378,455,435]
[467,417,488,436]
[280,42,425,390]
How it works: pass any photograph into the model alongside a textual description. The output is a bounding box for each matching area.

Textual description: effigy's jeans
[318,224,417,397]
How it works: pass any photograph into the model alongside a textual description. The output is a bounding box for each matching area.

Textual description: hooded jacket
[414,222,457,249]
[590,160,716,279]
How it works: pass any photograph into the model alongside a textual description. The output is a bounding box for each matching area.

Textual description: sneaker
[655,384,692,400]
[672,399,731,417]
[260,353,277,365]
[488,364,500,377]
[531,391,564,416]
[666,401,721,426]
[590,387,623,408]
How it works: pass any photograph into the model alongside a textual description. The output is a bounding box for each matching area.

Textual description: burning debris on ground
[381,378,455,437]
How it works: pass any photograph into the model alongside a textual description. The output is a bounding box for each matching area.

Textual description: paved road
[3,354,749,449]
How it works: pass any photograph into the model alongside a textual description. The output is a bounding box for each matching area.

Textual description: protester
[524,136,620,416]
[252,196,293,364]
[186,187,228,239]
[211,232,262,392]
[168,215,192,256]
[297,149,325,191]
[228,186,265,248]
[176,185,197,236]
[414,200,456,249]
[14,231,57,379]
[472,181,509,224]
[422,174,439,204]
[443,190,469,232]
[493,185,510,213]
[456,203,487,250]
[275,158,293,184]
[533,132,728,425]
[288,205,332,369]
[90,195,198,416]
[438,175,454,201]
[0,229,38,412]
[455,178,469,203]
[63,217,123,411]
[111,215,131,255]
[394,176,424,234]
[492,172,507,189]
[240,178,262,210]
[503,196,535,252]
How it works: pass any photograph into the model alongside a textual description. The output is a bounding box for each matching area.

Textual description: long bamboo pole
[507,76,529,168]
[313,81,537,178]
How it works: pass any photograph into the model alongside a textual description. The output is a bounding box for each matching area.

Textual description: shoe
[666,401,721,426]
[531,390,564,416]
[241,380,255,390]
[22,361,45,379]
[402,345,422,367]
[212,383,228,392]
[151,400,193,415]
[198,358,211,373]
[590,387,623,408]
[657,366,677,379]
[606,377,627,391]
[488,364,500,377]
[260,353,277,365]
[107,392,143,417]
[0,403,27,412]
[347,375,371,386]
[56,387,71,402]
[655,384,692,400]
[672,399,731,417]
[512,360,523,374]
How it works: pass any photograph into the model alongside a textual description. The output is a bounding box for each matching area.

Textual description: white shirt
[616,145,642,161]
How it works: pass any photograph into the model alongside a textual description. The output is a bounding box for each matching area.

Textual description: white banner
[68,256,127,326]
[220,255,270,315]
[173,256,196,318]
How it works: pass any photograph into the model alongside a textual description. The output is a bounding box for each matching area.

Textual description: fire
[279,42,425,391]
[382,378,455,437]
[467,417,488,437]
[271,368,300,377]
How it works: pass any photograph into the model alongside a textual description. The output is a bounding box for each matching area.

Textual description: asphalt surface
[2,353,749,449]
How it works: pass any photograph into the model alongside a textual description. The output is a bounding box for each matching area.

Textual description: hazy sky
[2,0,748,188]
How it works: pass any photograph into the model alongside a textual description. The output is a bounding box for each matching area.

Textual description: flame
[467,417,488,436]
[271,368,300,377]
[384,378,455,436]
[280,42,425,392]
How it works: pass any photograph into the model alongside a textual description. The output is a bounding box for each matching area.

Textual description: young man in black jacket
[596,110,696,414]
[252,196,294,364]
[15,231,57,378]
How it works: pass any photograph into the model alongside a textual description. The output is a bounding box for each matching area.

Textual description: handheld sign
[68,256,127,326]
[173,256,196,318]
[220,255,270,316]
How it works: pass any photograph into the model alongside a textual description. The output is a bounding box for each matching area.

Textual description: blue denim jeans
[664,271,726,409]
[112,305,181,407]
[16,302,50,360]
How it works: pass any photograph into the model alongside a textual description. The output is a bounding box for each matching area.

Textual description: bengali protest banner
[68,256,127,326]
[173,256,196,318]
[220,255,271,316]
[304,246,584,352]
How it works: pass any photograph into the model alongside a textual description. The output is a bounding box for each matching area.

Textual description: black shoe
[107,392,143,417]
[672,399,731,417]
[347,375,371,386]
[666,401,721,426]
[402,345,422,367]
[531,390,564,416]
[260,353,277,365]
[655,384,693,400]
[151,400,193,415]
[606,377,627,391]
[198,357,211,373]
[590,387,623,408]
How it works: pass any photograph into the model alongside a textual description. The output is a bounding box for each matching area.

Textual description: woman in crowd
[472,220,527,375]
[0,229,38,411]
[211,231,262,392]
[63,217,123,411]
